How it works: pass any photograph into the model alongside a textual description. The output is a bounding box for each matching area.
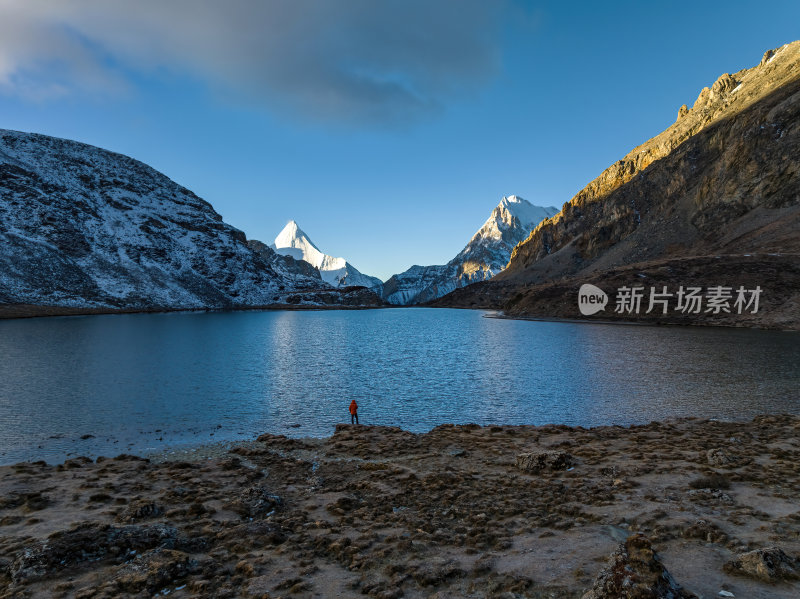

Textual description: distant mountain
[451,196,559,283]
[0,129,381,314]
[381,264,453,306]
[382,196,557,305]
[434,42,800,329]
[271,221,384,290]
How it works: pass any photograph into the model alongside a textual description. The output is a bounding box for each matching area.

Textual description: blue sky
[1,1,798,280]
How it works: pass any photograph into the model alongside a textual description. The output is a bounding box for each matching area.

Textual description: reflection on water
[0,308,798,464]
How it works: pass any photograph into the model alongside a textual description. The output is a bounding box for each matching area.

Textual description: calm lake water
[0,308,798,464]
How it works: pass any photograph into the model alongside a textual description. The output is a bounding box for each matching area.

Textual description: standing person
[349,399,359,425]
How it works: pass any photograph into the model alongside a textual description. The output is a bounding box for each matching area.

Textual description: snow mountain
[380,264,453,306]
[452,195,559,283]
[382,196,558,305]
[0,129,342,311]
[271,221,383,290]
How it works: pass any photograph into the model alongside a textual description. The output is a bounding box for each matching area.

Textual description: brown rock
[710,73,737,97]
[723,547,800,583]
[412,557,464,587]
[63,456,93,469]
[692,86,711,110]
[582,534,696,598]
[516,451,574,473]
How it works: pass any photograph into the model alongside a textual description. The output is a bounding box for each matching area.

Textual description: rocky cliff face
[383,196,556,305]
[500,42,800,283]
[0,129,330,311]
[435,42,800,329]
[246,239,323,286]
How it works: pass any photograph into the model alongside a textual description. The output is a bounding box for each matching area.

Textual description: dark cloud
[0,0,505,124]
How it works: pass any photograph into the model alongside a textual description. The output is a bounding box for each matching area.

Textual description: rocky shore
[429,254,800,331]
[2,416,799,598]
[0,288,385,320]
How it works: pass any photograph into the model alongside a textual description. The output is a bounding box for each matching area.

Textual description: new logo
[578,284,608,315]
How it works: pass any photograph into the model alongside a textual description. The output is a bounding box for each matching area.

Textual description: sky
[1,1,799,281]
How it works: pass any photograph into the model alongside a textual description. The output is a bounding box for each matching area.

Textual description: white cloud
[0,0,504,123]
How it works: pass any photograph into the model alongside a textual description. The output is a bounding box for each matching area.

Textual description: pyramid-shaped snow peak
[272,221,383,291]
[274,221,320,254]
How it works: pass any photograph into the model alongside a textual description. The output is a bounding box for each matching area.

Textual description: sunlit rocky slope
[434,42,800,329]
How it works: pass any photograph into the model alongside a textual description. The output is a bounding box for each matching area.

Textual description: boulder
[582,534,696,598]
[515,451,574,473]
[723,547,799,583]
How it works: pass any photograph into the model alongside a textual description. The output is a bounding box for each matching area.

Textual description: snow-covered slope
[382,196,558,305]
[380,264,455,305]
[0,129,327,309]
[247,239,323,287]
[452,195,558,283]
[272,221,383,290]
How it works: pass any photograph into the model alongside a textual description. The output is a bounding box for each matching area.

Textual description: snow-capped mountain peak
[500,195,551,224]
[382,195,558,305]
[459,196,558,260]
[272,220,338,270]
[474,195,556,244]
[274,221,321,254]
[272,221,382,290]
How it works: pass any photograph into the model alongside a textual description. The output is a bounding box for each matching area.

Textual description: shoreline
[0,302,389,321]
[482,310,800,332]
[137,414,792,464]
[427,254,800,332]
[7,412,797,469]
[2,416,799,598]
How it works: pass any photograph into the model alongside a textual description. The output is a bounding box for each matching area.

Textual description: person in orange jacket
[349,399,359,425]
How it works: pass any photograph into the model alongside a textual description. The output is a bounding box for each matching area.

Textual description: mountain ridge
[433,41,800,329]
[0,128,380,314]
[382,196,557,305]
[502,42,800,281]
